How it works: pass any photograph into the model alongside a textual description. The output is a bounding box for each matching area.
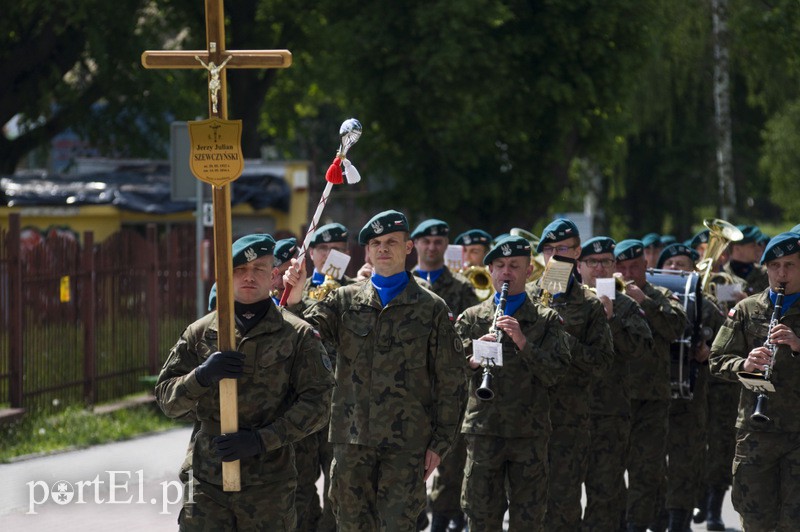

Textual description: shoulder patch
[453,336,464,353]
[639,308,646,317]
[321,352,333,372]
[312,327,321,339]
[448,311,454,322]
[728,308,737,318]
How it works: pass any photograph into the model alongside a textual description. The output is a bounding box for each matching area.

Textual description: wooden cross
[141,0,291,492]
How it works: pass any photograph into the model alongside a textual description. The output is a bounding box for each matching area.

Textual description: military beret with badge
[735,224,761,245]
[232,233,276,267]
[660,235,677,247]
[690,229,710,250]
[760,231,800,264]
[641,232,661,248]
[454,228,492,247]
[656,243,700,268]
[483,235,532,265]
[580,236,616,258]
[536,218,580,253]
[410,219,450,240]
[358,209,410,245]
[791,223,800,234]
[614,239,645,262]
[273,237,298,267]
[310,223,348,247]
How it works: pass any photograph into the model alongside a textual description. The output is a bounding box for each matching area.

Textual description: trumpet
[476,281,509,401]
[751,284,786,424]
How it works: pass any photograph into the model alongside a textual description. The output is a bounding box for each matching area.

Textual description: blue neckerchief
[371,271,410,307]
[770,289,800,317]
[416,267,444,285]
[493,291,526,317]
[311,269,326,286]
[271,295,280,306]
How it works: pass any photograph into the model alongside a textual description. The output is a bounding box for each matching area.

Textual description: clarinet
[476,282,509,401]
[751,284,786,424]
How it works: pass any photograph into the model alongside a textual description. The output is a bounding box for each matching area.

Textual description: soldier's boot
[705,487,727,531]
[429,513,449,532]
[667,509,691,532]
[416,511,430,531]
[692,490,707,524]
[446,513,465,531]
[650,507,668,532]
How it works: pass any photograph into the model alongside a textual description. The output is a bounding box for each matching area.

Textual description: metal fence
[0,214,199,412]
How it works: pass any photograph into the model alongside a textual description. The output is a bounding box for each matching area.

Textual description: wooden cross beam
[142,0,291,492]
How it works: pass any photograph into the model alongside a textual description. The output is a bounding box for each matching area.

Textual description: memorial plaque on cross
[142,0,291,492]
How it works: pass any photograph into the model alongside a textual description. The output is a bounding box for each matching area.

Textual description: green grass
[0,401,186,463]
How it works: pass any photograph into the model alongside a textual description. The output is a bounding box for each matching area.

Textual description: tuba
[461,265,493,301]
[510,228,545,282]
[696,218,743,294]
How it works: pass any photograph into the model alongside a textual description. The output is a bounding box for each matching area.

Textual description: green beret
[735,225,760,244]
[311,223,348,246]
[580,236,616,258]
[760,232,800,264]
[660,235,677,246]
[690,229,710,250]
[232,234,276,267]
[492,233,510,246]
[791,224,800,233]
[641,232,661,248]
[410,219,449,239]
[273,238,298,267]
[614,239,645,262]
[484,235,532,265]
[454,229,492,247]
[358,210,409,245]
[537,218,579,253]
[656,243,699,268]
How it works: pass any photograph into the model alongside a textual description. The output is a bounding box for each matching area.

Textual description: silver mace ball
[338,118,362,158]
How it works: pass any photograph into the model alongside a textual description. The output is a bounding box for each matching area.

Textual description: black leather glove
[213,430,263,462]
[194,350,245,387]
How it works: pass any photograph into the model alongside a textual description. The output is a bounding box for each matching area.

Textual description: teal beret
[690,229,710,250]
[757,232,771,245]
[537,218,579,253]
[641,232,661,248]
[208,283,217,311]
[760,232,800,264]
[410,219,449,239]
[660,235,677,246]
[656,243,699,268]
[735,225,760,244]
[454,229,492,247]
[273,238,298,267]
[614,239,645,261]
[311,223,348,246]
[484,235,532,265]
[492,233,510,246]
[580,236,616,258]
[358,210,409,245]
[232,234,276,267]
[791,224,800,233]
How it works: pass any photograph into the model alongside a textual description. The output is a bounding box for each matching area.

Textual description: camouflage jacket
[455,296,571,438]
[723,262,769,296]
[629,282,688,400]
[527,279,614,423]
[155,303,334,486]
[302,274,467,458]
[710,289,800,432]
[590,290,653,416]
[414,267,479,316]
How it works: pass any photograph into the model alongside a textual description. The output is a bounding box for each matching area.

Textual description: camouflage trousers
[428,434,466,518]
[625,399,668,526]
[665,390,707,510]
[178,470,296,531]
[581,414,630,531]
[329,443,426,532]
[461,434,548,532]
[731,429,800,531]
[705,381,739,488]
[294,429,335,531]
[544,422,590,531]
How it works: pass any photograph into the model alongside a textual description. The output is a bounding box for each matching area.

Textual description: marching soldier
[710,231,800,530]
[577,237,654,531]
[303,222,355,302]
[456,235,571,531]
[454,229,493,268]
[284,210,467,532]
[656,243,726,530]
[155,234,334,530]
[614,239,687,532]
[527,218,614,531]
[724,225,770,295]
[411,219,478,531]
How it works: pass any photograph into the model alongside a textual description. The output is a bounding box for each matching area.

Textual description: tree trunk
[712,0,735,219]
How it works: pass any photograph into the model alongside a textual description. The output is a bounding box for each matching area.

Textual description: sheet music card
[471,339,503,367]
[321,249,351,279]
[445,245,464,271]
[595,278,616,300]
[541,256,575,295]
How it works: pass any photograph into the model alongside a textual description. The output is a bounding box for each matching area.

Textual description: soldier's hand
[770,323,800,352]
[496,315,527,351]
[744,346,772,373]
[355,261,374,281]
[694,342,710,363]
[423,449,441,482]
[213,430,264,462]
[195,350,245,387]
[624,283,646,304]
[282,258,307,306]
[599,295,613,320]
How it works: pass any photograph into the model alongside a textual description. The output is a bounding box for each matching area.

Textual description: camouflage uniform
[724,262,769,296]
[417,266,479,527]
[455,296,571,531]
[710,288,800,530]
[582,291,653,531]
[625,283,687,528]
[302,275,467,532]
[526,280,614,531]
[155,304,334,531]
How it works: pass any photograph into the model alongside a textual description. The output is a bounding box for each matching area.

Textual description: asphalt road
[0,426,742,531]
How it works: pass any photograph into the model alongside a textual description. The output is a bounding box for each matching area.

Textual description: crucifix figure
[142,0,291,492]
